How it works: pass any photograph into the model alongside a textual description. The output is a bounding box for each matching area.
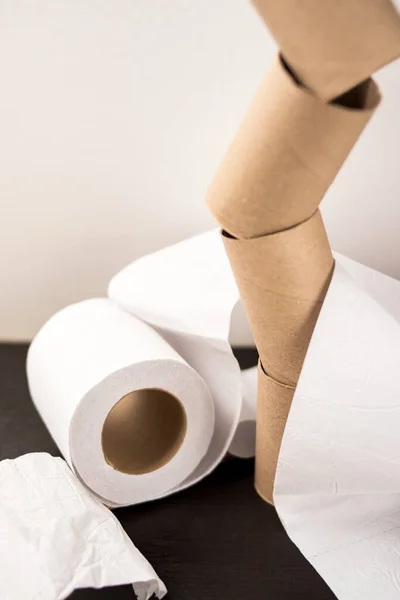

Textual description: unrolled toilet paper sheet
[275,253,400,599]
[108,229,255,463]
[0,453,166,600]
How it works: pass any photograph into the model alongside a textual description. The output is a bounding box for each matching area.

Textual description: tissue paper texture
[275,253,400,598]
[0,453,166,600]
[252,0,400,99]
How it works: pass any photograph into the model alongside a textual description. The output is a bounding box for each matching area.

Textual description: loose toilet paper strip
[0,453,166,600]
[108,228,256,462]
[251,0,400,100]
[232,365,258,459]
[274,253,400,599]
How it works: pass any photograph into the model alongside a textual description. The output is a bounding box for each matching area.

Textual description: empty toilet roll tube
[222,210,333,386]
[251,0,400,100]
[222,211,334,503]
[207,55,380,503]
[207,55,380,240]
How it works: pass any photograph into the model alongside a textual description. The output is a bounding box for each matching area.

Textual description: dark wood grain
[0,344,335,599]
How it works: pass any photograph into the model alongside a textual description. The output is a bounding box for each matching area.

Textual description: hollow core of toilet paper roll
[206,55,380,240]
[102,388,187,475]
[251,0,400,100]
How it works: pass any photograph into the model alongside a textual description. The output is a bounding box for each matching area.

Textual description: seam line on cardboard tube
[221,208,321,241]
[259,360,296,390]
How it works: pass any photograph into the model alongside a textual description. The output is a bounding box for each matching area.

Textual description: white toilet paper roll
[27,298,216,507]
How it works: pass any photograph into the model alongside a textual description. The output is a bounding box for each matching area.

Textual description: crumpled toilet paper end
[0,453,167,600]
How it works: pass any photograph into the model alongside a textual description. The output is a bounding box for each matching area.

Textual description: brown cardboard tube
[251,0,400,100]
[207,55,380,240]
[255,362,295,504]
[207,55,380,504]
[222,210,333,386]
[223,211,333,503]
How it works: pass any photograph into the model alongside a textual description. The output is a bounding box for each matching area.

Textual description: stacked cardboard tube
[207,1,400,504]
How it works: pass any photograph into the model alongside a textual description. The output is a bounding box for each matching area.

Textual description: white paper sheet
[0,453,166,600]
[274,253,400,599]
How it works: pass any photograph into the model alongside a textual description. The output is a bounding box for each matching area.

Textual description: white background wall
[0,0,399,340]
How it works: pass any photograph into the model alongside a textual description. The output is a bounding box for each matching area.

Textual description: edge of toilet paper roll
[206,54,380,239]
[221,211,334,385]
[251,0,400,100]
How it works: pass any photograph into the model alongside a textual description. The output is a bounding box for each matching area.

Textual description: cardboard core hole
[102,388,187,475]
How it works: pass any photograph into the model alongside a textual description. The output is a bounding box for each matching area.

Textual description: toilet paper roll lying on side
[27,299,221,507]
[27,230,259,509]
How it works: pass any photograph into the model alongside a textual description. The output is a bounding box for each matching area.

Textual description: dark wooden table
[0,344,335,599]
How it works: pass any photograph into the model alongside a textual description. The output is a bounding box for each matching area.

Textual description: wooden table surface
[0,344,336,599]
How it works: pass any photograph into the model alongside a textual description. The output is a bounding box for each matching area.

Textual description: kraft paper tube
[251,0,400,100]
[222,211,333,386]
[207,55,380,240]
[207,56,380,503]
[222,211,333,502]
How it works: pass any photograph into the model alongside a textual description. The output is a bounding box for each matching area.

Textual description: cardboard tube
[207,57,380,503]
[251,0,400,100]
[207,55,380,240]
[255,362,295,504]
[222,210,333,386]
[223,211,333,503]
